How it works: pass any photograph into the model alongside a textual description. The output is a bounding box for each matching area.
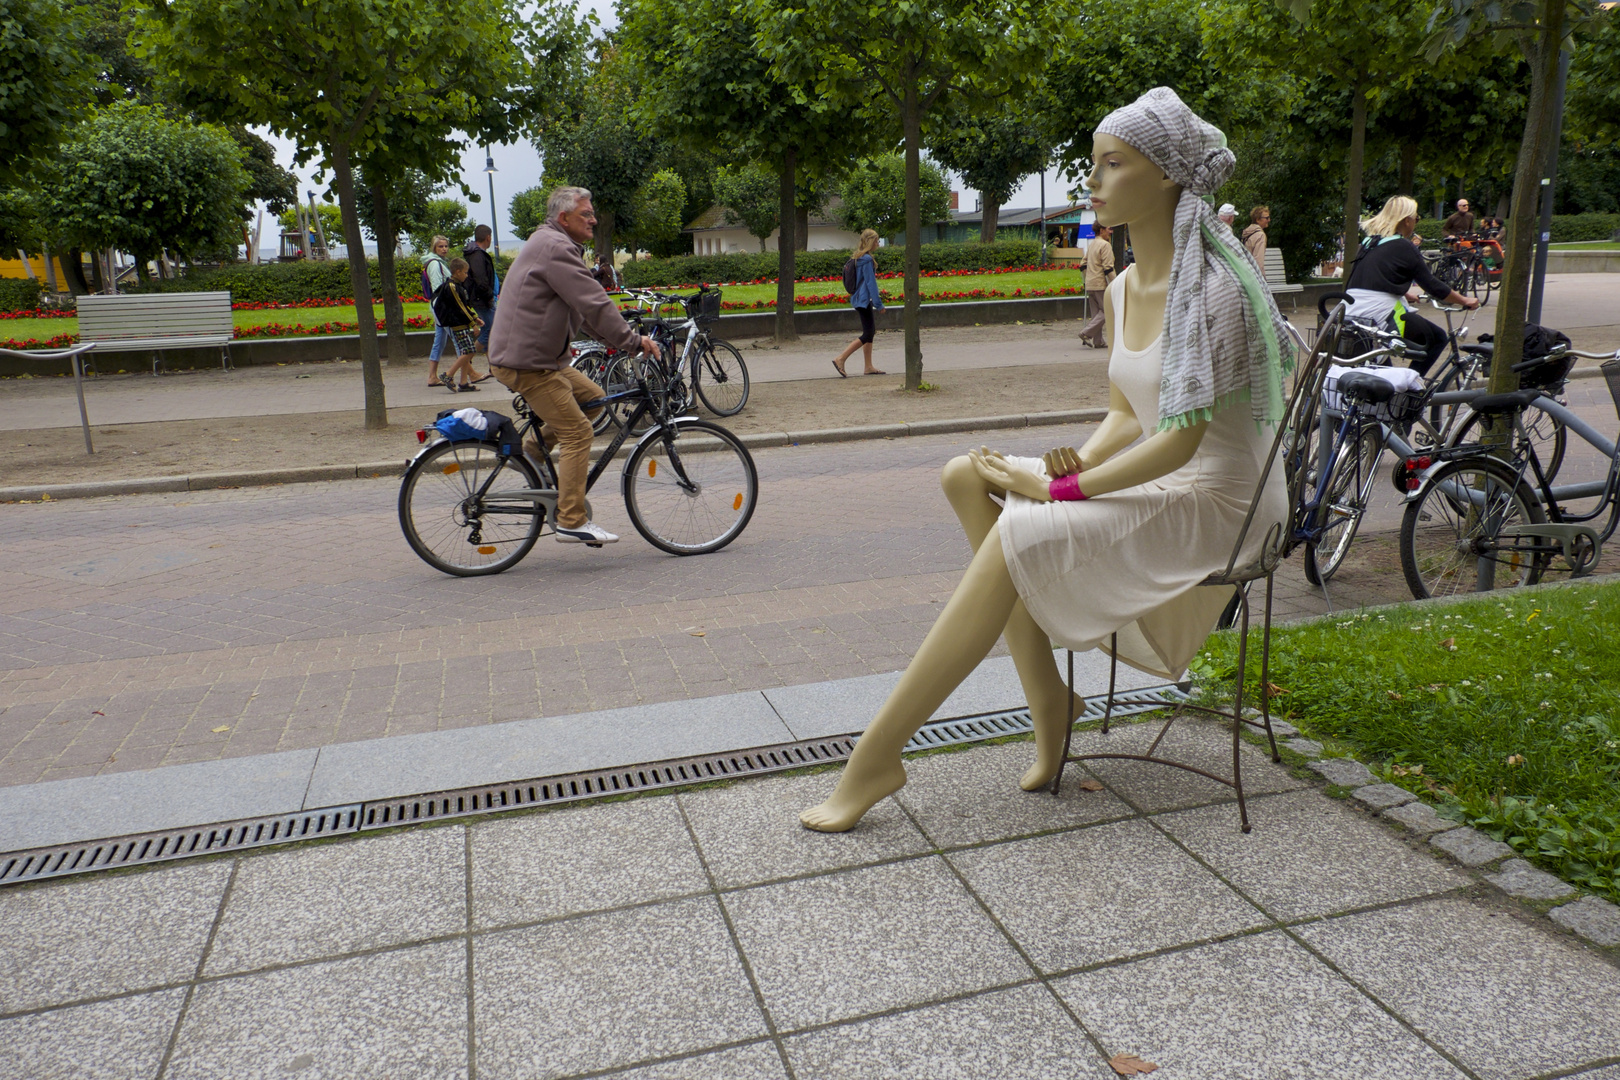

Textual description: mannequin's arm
[972,419,1207,502]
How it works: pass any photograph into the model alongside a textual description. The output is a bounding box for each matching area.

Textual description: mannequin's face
[1086,133,1181,228]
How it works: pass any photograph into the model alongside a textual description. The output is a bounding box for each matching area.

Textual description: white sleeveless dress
[997,271,1288,680]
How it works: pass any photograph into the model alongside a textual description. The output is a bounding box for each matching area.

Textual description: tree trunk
[372,185,407,366]
[902,77,923,390]
[41,241,58,293]
[1488,0,1569,408]
[795,203,809,250]
[979,200,1000,244]
[64,249,89,295]
[775,148,798,342]
[1495,192,1511,219]
[1398,143,1418,194]
[330,142,388,430]
[593,209,615,265]
[1340,81,1368,283]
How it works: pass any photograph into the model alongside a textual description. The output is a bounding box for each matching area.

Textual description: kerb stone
[1308,758,1374,788]
[1486,859,1577,901]
[1284,738,1323,758]
[1382,801,1458,836]
[1351,784,1416,811]
[1428,827,1514,868]
[1549,896,1620,947]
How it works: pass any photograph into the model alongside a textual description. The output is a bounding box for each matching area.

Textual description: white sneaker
[555,520,619,545]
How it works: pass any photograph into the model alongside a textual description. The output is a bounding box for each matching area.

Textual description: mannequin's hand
[1043,446,1083,478]
[969,447,1052,502]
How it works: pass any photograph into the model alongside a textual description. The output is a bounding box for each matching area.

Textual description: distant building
[685,203,860,255]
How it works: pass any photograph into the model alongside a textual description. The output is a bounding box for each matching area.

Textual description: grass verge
[1191,580,1620,901]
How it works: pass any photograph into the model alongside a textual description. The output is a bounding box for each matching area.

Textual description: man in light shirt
[1076,224,1115,348]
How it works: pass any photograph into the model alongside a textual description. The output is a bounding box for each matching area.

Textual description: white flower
[1460,680,1472,687]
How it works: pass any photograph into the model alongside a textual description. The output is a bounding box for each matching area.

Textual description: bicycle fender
[620,415,707,493]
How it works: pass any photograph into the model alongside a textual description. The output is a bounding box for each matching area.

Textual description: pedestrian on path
[831,230,887,377]
[1076,224,1115,348]
[423,235,454,388]
[1241,207,1269,264]
[1217,203,1237,231]
[592,253,621,292]
[463,225,499,383]
[432,258,485,392]
[487,186,663,546]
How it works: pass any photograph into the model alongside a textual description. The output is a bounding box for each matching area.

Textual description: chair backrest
[1262,248,1288,285]
[1206,305,1345,584]
[77,292,233,341]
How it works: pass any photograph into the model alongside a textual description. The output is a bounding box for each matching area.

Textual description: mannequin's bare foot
[1019,690,1087,791]
[800,760,907,832]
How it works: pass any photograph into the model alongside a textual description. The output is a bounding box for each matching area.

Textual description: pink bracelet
[1049,473,1087,501]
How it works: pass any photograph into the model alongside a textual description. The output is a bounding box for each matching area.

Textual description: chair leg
[1260,574,1280,763]
[1232,589,1252,834]
[1101,632,1118,734]
[1052,649,1076,797]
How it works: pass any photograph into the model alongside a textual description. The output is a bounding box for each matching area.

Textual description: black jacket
[462,243,497,307]
[431,278,477,329]
[1347,236,1451,300]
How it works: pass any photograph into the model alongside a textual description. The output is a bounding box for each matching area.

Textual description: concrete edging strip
[0,408,1107,502]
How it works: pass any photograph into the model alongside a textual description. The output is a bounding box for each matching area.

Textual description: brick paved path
[0,421,1487,789]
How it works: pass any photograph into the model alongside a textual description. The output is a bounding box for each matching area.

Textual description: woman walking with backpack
[421,235,454,388]
[831,229,887,377]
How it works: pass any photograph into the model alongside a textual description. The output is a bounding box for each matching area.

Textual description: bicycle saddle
[1460,342,1494,356]
[1336,370,1398,404]
[1468,389,1544,414]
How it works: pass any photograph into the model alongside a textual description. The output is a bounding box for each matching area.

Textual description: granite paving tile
[1073,718,1306,813]
[469,797,708,928]
[473,896,765,1080]
[1296,897,1620,1080]
[678,771,931,889]
[950,819,1267,973]
[166,940,467,1080]
[785,985,1110,1080]
[1156,789,1468,920]
[896,741,1132,847]
[723,856,1031,1030]
[608,1043,787,1080]
[0,861,229,1013]
[204,826,466,975]
[0,987,186,1080]
[1054,931,1467,1079]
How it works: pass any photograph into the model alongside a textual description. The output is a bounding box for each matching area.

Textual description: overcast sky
[255,0,1079,250]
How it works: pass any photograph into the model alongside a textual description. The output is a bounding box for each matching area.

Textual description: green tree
[712,163,781,251]
[508,181,562,241]
[135,0,525,429]
[1567,4,1619,145]
[277,202,344,245]
[754,0,1058,387]
[623,0,871,339]
[927,112,1049,242]
[1,0,95,185]
[43,101,249,280]
[408,196,478,254]
[837,153,951,240]
[0,185,44,254]
[625,168,687,254]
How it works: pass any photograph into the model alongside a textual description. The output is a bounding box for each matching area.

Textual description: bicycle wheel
[1400,457,1547,599]
[399,441,544,576]
[623,420,758,555]
[572,348,618,435]
[692,337,750,416]
[1447,407,1567,485]
[1305,426,1382,585]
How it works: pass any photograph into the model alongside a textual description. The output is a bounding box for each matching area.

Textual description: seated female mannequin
[802,88,1294,833]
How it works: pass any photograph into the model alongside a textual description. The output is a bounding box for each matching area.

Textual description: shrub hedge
[620,239,1042,287]
[1413,213,1620,244]
[0,278,43,313]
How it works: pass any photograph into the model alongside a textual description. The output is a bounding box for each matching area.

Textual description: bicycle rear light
[416,429,428,443]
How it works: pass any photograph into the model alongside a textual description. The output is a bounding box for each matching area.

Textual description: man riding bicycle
[487,186,662,545]
[1346,195,1479,375]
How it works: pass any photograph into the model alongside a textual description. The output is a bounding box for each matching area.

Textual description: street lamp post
[484,149,500,257]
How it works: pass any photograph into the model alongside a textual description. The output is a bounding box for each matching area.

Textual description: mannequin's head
[1086,133,1181,229]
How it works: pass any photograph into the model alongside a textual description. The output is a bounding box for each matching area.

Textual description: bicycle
[1398,348,1620,599]
[398,351,759,576]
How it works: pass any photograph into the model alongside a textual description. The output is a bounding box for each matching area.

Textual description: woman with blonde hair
[831,229,886,377]
[1345,195,1478,374]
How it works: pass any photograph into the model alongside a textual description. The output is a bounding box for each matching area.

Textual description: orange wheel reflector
[477,545,497,555]
[734,493,743,511]
[648,460,657,478]
[442,463,460,475]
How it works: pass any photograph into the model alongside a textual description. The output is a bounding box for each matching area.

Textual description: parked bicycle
[398,351,759,576]
[1398,348,1620,599]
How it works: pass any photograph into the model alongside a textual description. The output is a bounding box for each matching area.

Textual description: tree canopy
[1,0,94,184]
[837,153,951,239]
[712,163,782,251]
[928,112,1049,241]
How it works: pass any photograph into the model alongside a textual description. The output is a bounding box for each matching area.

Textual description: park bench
[1263,249,1302,300]
[76,291,234,375]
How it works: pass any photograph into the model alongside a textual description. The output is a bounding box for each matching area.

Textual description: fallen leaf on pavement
[1078,779,1104,792]
[211,725,231,733]
[1109,1054,1159,1075]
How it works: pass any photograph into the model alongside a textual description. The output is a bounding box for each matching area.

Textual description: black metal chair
[1050,309,1345,831]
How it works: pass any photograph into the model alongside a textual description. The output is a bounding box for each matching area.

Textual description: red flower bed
[232,296,429,310]
[720,283,1085,312]
[0,332,78,350]
[663,263,1074,290]
[233,316,432,338]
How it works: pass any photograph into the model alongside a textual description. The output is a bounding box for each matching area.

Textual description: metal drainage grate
[0,805,360,886]
[359,736,859,831]
[0,683,1188,885]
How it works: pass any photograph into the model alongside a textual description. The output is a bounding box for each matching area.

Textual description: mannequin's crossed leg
[800,456,1088,833]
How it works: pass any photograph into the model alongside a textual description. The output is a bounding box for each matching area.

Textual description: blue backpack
[433,409,521,457]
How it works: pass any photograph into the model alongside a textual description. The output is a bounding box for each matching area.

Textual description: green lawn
[701,267,1087,309]
[2,301,437,344]
[1549,242,1620,250]
[1193,581,1620,901]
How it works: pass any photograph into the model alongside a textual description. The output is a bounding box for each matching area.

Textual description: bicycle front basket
[1323,369,1425,425]
[684,288,722,328]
